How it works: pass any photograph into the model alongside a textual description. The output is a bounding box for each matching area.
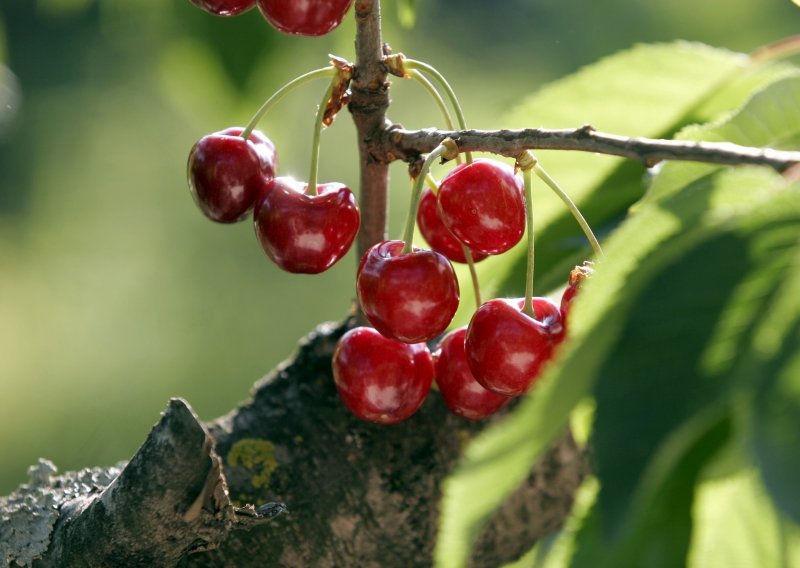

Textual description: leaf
[690,470,800,568]
[437,40,800,567]
[436,166,793,567]
[454,42,750,320]
[644,75,800,206]
[396,0,420,29]
[571,412,732,568]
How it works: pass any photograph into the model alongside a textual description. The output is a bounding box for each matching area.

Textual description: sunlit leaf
[396,0,419,29]
[644,75,800,206]
[456,42,749,318]
[436,164,793,567]
[690,470,800,568]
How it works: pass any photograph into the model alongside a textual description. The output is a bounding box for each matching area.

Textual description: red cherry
[256,0,353,36]
[417,188,487,264]
[437,159,526,256]
[433,327,510,420]
[187,127,277,224]
[561,261,595,323]
[465,297,563,397]
[189,0,255,16]
[253,177,360,274]
[357,241,460,343]
[333,327,434,424]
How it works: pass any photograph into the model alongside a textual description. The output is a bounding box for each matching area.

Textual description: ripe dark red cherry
[189,0,255,16]
[257,0,353,36]
[437,159,526,256]
[417,188,487,264]
[433,327,510,420]
[333,327,434,424]
[465,297,564,397]
[561,261,595,323]
[254,177,360,274]
[188,127,277,224]
[357,240,460,343]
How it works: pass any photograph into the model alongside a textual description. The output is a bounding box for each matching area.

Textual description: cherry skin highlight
[437,159,526,256]
[254,177,360,274]
[189,0,255,16]
[188,127,277,224]
[257,0,353,36]
[465,297,564,397]
[433,327,511,420]
[357,240,460,343]
[417,188,487,264]
[333,327,434,424]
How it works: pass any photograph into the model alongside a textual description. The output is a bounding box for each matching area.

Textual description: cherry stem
[408,70,462,165]
[307,78,336,197]
[750,35,800,63]
[523,168,536,319]
[404,59,473,164]
[461,245,482,309]
[241,66,336,140]
[532,163,604,258]
[424,173,439,194]
[426,173,481,308]
[401,144,448,255]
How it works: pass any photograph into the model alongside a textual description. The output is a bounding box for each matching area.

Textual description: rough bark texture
[380,125,800,171]
[181,320,585,567]
[2,322,586,567]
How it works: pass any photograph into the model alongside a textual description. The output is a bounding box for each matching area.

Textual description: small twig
[382,125,800,172]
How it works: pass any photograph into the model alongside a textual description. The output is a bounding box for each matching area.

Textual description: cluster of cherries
[187,123,593,425]
[188,126,360,274]
[335,155,595,425]
[185,0,598,424]
[189,0,353,37]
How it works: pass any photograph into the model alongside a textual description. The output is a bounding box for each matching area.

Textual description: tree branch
[378,125,800,171]
[349,0,392,262]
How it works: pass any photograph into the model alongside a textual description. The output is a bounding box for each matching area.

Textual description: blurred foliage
[437,35,800,568]
[0,0,797,542]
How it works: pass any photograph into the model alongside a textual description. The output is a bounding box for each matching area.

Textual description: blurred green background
[0,0,797,494]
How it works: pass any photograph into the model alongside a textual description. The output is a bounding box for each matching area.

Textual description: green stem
[307,78,336,196]
[523,169,536,318]
[461,245,482,308]
[408,70,462,165]
[425,173,439,194]
[405,59,473,163]
[241,66,336,140]
[401,144,448,255]
[533,163,604,258]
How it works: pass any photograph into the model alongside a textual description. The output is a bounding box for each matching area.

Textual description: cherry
[189,0,255,16]
[417,187,487,264]
[433,327,510,420]
[187,127,277,224]
[437,159,526,256]
[465,297,563,397]
[253,177,360,274]
[357,240,460,343]
[257,0,353,36]
[333,327,434,424]
[561,261,595,323]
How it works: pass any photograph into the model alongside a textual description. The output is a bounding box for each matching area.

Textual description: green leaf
[396,0,420,29]
[437,41,800,567]
[436,166,792,567]
[690,470,800,568]
[456,42,750,319]
[644,75,800,206]
[571,413,732,568]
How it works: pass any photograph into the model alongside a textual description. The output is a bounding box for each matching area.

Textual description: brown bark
[2,323,585,567]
